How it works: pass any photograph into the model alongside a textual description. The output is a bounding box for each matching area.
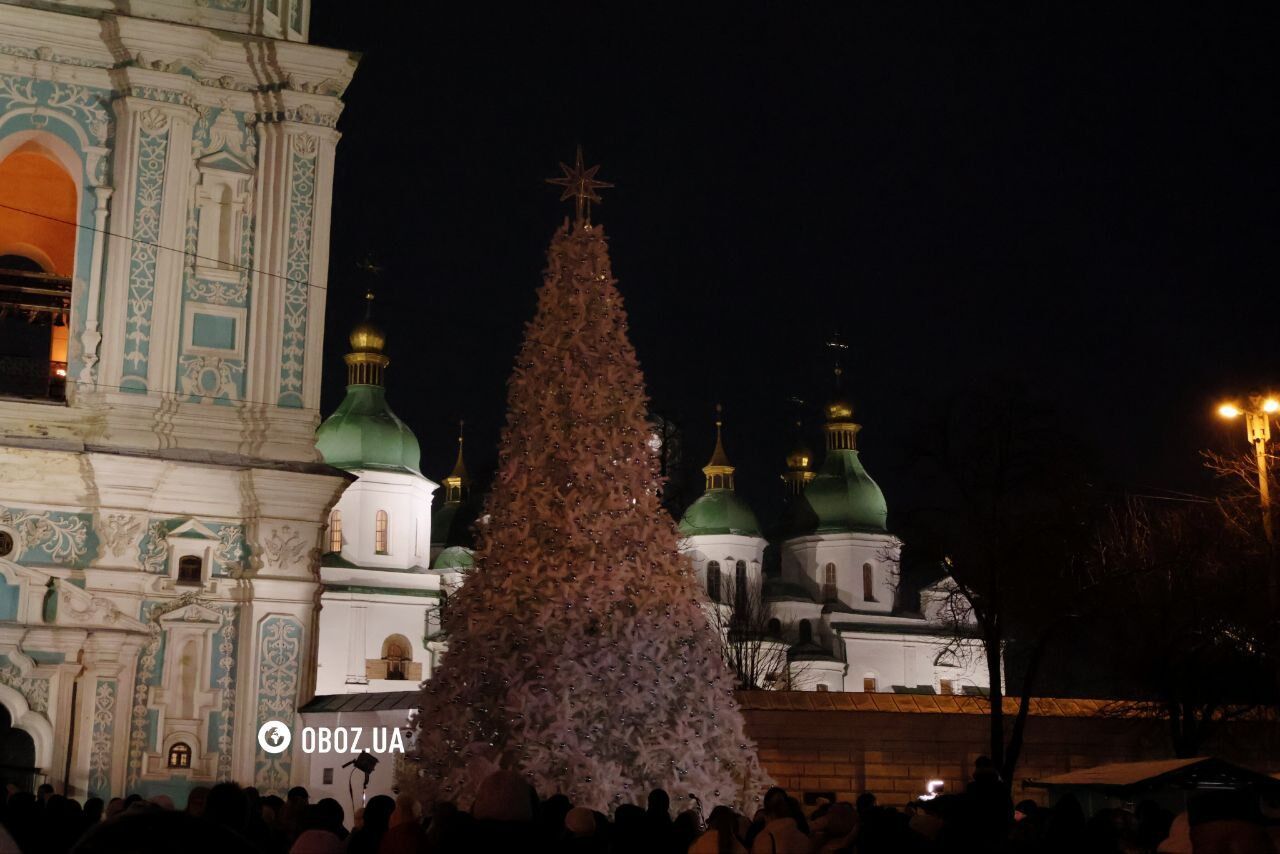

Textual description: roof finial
[827,332,848,387]
[703,403,734,491]
[546,145,614,225]
[445,419,469,501]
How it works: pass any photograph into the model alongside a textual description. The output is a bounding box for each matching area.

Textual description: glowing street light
[1217,394,1278,544]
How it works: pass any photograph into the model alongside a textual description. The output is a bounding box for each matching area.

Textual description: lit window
[823,562,837,600]
[167,742,192,769]
[863,676,877,693]
[706,561,721,602]
[863,563,876,602]
[177,556,203,586]
[375,510,389,555]
[328,510,342,553]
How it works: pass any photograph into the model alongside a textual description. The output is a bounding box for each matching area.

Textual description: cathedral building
[301,301,468,805]
[0,0,356,800]
[678,383,989,695]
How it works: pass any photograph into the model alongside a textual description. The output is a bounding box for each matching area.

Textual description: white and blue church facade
[0,0,359,802]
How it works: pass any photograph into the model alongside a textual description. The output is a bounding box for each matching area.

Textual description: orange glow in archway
[0,143,77,276]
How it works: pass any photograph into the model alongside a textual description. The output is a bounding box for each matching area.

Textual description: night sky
[309,4,1278,528]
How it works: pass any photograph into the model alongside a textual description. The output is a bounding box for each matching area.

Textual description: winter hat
[289,829,344,854]
[1157,813,1191,854]
[565,807,596,836]
[471,769,534,822]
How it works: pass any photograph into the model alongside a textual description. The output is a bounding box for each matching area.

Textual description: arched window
[177,555,203,586]
[167,742,192,769]
[0,140,77,401]
[798,619,812,644]
[734,561,748,609]
[328,510,342,553]
[381,634,411,680]
[863,563,876,602]
[375,510,389,555]
[766,618,781,638]
[706,561,721,602]
[823,562,837,601]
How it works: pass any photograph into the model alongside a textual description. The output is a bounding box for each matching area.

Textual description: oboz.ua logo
[257,720,293,754]
[255,720,407,756]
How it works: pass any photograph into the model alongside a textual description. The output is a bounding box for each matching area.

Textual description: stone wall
[737,692,1280,807]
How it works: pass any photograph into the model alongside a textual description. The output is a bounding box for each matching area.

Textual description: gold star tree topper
[546,145,614,224]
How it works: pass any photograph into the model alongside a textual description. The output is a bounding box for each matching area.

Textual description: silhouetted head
[647,788,670,818]
[205,782,248,833]
[362,795,395,833]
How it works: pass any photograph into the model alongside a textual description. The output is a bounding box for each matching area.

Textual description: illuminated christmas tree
[401,151,767,813]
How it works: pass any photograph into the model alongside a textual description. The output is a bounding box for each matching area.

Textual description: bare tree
[905,382,1090,788]
[1202,446,1279,606]
[704,578,810,691]
[1088,496,1275,756]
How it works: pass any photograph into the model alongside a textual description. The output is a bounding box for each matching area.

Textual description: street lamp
[1217,394,1279,543]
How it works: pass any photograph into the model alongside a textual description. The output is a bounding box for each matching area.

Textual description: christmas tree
[401,152,768,813]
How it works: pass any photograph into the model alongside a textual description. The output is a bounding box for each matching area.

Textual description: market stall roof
[1026,757,1280,798]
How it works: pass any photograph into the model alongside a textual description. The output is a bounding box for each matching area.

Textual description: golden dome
[825,397,854,422]
[786,443,813,471]
[348,291,386,353]
[349,320,385,353]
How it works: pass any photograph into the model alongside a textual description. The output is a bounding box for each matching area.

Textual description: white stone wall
[327,470,437,570]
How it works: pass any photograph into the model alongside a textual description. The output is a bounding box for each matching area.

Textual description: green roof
[431,545,474,570]
[316,384,421,474]
[678,489,761,537]
[784,448,887,535]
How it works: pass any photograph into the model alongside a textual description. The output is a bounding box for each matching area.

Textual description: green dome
[316,384,421,473]
[431,545,474,570]
[678,489,761,537]
[789,449,887,534]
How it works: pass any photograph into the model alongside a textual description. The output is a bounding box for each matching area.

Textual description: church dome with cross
[315,293,422,474]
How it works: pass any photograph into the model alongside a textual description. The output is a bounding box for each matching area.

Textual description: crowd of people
[0,759,1274,853]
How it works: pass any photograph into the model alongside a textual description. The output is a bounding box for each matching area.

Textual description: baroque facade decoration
[0,0,356,802]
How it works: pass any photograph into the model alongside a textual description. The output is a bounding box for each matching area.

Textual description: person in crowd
[184,785,209,818]
[380,792,427,854]
[644,788,674,851]
[611,802,647,854]
[812,802,856,853]
[690,804,747,854]
[564,805,602,852]
[963,755,1013,845]
[203,781,251,840]
[744,787,788,850]
[749,789,809,854]
[346,793,394,854]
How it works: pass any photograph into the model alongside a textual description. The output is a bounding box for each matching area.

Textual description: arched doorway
[0,704,37,793]
[0,139,76,401]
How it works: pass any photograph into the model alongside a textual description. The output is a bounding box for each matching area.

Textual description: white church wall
[329,471,436,570]
[315,584,438,696]
[781,533,901,612]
